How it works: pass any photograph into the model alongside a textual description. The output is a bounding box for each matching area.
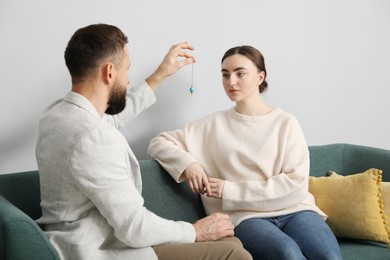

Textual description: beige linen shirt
[36,82,195,260]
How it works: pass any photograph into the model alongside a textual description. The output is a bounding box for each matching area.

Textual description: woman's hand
[183,162,211,196]
[208,177,225,199]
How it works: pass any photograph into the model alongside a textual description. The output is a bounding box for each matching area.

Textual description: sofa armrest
[0,196,59,260]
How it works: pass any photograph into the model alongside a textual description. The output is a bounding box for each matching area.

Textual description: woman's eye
[238,72,246,77]
[222,74,229,78]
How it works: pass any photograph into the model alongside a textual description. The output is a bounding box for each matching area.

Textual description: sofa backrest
[309,144,345,177]
[139,160,207,222]
[0,171,41,220]
[309,143,390,181]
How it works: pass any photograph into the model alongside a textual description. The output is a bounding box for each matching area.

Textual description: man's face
[105,46,131,115]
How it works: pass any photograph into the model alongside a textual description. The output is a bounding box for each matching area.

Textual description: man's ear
[102,62,114,85]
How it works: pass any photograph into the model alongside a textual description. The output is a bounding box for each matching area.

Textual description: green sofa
[1,143,390,259]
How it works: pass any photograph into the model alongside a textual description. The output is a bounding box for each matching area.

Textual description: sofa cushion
[383,182,390,220]
[338,238,390,259]
[309,168,390,245]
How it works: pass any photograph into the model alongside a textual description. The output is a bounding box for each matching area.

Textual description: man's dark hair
[64,24,129,85]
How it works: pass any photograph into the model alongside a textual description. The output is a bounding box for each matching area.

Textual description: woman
[148,45,342,260]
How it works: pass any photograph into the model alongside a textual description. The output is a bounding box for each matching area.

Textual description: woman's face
[221,54,264,102]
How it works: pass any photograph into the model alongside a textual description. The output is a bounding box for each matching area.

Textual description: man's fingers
[177,59,194,70]
[177,50,195,59]
[171,42,195,51]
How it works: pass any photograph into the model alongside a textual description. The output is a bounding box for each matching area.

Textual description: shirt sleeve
[103,81,156,129]
[222,117,310,212]
[69,125,195,248]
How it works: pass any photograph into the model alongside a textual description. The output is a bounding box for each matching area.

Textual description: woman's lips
[229,89,239,94]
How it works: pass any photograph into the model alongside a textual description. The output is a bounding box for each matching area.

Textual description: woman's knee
[302,243,343,260]
[276,244,305,260]
[240,235,304,260]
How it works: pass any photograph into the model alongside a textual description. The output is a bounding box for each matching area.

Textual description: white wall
[1,0,389,174]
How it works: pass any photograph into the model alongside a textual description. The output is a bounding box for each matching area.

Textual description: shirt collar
[63,91,101,119]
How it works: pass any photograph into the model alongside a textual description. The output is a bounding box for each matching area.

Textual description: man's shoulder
[38,98,113,146]
[41,100,99,127]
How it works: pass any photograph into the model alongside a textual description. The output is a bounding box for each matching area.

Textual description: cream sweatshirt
[148,107,326,226]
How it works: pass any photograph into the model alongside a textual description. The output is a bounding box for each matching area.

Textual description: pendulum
[189,63,195,94]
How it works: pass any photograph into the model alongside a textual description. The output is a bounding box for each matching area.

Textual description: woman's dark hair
[221,45,268,93]
[64,24,129,84]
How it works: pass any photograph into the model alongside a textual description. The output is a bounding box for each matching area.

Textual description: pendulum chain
[189,63,195,94]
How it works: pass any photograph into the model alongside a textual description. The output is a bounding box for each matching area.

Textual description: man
[35,24,251,260]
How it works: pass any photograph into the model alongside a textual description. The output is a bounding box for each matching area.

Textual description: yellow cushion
[383,182,390,224]
[309,168,390,245]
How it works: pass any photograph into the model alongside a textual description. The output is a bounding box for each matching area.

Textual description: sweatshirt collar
[229,107,280,122]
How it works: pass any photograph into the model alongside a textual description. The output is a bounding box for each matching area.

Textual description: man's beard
[105,82,127,115]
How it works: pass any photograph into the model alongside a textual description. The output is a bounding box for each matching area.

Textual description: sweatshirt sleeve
[69,125,195,248]
[148,128,199,182]
[222,117,310,212]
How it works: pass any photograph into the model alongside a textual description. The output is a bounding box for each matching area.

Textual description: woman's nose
[229,76,237,86]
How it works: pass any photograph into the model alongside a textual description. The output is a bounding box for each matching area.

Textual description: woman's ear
[258,71,265,85]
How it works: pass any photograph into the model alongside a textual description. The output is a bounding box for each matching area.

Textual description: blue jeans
[235,211,342,260]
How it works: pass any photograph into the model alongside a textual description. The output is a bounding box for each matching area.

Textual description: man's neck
[71,81,109,118]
